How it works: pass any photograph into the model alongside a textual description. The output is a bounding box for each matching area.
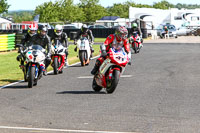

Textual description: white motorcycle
[16,44,46,88]
[51,41,66,74]
[76,37,91,66]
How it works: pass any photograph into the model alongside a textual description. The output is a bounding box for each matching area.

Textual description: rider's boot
[90,44,94,53]
[91,60,101,75]
[74,46,77,52]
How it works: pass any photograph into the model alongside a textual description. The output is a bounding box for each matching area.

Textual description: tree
[35,1,61,22]
[107,3,129,18]
[79,0,108,22]
[60,0,85,23]
[0,0,10,14]
[153,0,174,9]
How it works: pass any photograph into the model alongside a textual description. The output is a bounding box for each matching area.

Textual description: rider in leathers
[74,24,94,54]
[129,23,143,47]
[51,25,69,66]
[30,25,51,75]
[91,26,131,75]
[16,24,37,68]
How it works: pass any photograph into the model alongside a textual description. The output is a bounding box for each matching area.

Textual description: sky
[7,0,200,11]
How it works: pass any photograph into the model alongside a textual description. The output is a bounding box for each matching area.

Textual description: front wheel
[28,66,35,88]
[79,51,87,66]
[106,70,120,94]
[53,57,58,75]
[92,77,102,92]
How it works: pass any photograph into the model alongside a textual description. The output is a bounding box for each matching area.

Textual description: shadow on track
[56,90,106,94]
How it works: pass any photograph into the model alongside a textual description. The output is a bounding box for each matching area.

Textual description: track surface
[1,36,200,133]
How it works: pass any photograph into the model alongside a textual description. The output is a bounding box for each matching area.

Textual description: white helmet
[54,25,63,36]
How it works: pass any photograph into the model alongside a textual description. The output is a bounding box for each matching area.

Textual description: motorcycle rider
[30,25,51,76]
[16,24,37,68]
[51,25,69,66]
[91,26,131,75]
[74,24,94,55]
[129,23,143,48]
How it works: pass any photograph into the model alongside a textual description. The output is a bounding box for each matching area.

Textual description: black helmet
[81,24,88,32]
[38,25,48,38]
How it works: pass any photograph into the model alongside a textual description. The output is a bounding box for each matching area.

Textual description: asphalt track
[1,36,200,133]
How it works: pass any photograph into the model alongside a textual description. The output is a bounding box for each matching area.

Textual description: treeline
[2,0,200,23]
[2,11,34,23]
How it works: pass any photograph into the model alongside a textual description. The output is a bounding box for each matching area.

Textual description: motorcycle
[16,44,46,88]
[130,32,142,54]
[92,46,129,94]
[51,41,66,74]
[76,37,91,66]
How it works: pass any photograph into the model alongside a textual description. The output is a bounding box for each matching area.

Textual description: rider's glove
[47,53,51,58]
[74,40,77,45]
[101,50,107,57]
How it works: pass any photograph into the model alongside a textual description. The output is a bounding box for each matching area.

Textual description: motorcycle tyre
[80,51,86,66]
[28,66,35,88]
[106,70,120,94]
[92,77,102,92]
[53,57,58,75]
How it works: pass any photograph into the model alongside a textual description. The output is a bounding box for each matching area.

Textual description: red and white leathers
[97,34,131,66]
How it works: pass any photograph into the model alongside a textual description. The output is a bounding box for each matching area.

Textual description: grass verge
[0,45,100,86]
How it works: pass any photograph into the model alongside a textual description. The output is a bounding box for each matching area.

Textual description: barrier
[0,34,16,51]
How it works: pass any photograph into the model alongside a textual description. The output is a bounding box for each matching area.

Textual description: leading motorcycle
[92,46,129,94]
[16,44,46,88]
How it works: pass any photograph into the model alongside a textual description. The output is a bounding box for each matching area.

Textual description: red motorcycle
[92,46,129,93]
[51,42,66,74]
[130,32,142,53]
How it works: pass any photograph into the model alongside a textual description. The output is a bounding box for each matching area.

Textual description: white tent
[0,17,12,30]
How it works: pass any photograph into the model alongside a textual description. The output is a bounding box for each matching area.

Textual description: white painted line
[0,126,138,133]
[0,80,24,89]
[0,55,100,89]
[78,75,132,79]
[78,76,94,79]
[121,75,133,78]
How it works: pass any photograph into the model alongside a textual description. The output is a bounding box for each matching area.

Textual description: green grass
[68,38,105,43]
[0,45,100,86]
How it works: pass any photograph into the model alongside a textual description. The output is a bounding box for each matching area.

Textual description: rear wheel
[53,57,58,75]
[28,66,35,88]
[92,77,102,92]
[106,70,120,94]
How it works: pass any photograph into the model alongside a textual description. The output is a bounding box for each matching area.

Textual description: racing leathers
[129,27,143,47]
[74,29,94,53]
[51,32,69,65]
[91,34,131,75]
[30,34,51,72]
[16,33,33,68]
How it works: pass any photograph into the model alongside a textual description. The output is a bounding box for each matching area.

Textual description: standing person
[74,24,94,55]
[30,25,51,76]
[51,25,69,66]
[91,26,131,75]
[16,24,37,68]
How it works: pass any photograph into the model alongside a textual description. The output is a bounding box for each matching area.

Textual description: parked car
[88,25,108,29]
[157,24,178,38]
[63,24,79,29]
[176,26,191,36]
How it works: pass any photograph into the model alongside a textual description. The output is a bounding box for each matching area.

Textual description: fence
[0,34,15,51]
